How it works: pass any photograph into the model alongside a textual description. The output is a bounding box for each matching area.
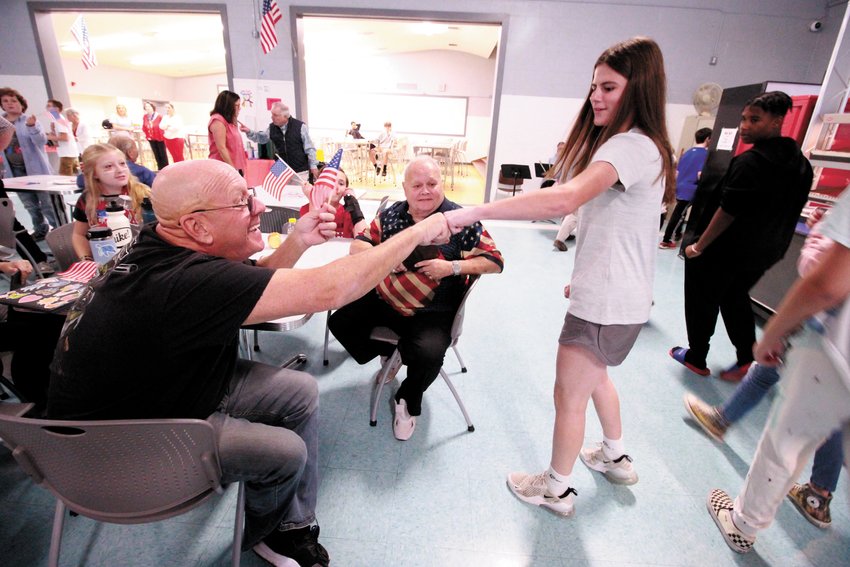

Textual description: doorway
[292,9,507,204]
[30,5,232,170]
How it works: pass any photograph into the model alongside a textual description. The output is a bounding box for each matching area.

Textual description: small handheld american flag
[262,159,296,201]
[310,149,343,209]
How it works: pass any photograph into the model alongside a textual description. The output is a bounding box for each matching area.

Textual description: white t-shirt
[74,122,92,151]
[55,120,79,158]
[159,114,184,140]
[111,115,134,138]
[568,129,664,325]
[815,188,850,382]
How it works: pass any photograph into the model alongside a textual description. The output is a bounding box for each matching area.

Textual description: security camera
[810,20,823,32]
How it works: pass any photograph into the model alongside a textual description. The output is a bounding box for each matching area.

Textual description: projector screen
[309,93,468,137]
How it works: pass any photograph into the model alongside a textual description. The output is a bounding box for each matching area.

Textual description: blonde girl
[72,143,150,261]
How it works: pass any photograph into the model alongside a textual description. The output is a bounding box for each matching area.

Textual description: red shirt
[299,203,357,238]
[142,113,164,142]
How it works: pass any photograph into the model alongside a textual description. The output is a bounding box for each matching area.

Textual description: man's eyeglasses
[189,192,257,216]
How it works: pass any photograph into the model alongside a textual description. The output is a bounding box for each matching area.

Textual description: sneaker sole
[253,542,300,567]
[683,394,725,443]
[505,478,574,517]
[579,452,638,485]
[786,492,830,529]
[706,491,754,554]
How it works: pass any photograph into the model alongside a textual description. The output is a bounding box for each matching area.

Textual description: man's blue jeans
[207,359,319,550]
[17,191,59,234]
[721,362,843,492]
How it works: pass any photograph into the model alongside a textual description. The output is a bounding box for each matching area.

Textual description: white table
[242,237,353,366]
[255,185,367,212]
[3,175,82,225]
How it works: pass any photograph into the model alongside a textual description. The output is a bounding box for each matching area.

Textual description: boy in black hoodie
[670,91,813,380]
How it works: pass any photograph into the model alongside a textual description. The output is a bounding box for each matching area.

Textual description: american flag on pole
[260,0,282,54]
[70,15,98,70]
[262,158,296,201]
[311,149,343,209]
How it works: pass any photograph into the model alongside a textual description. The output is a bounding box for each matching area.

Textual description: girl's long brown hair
[550,37,676,203]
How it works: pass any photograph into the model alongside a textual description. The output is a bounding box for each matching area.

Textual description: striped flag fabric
[70,15,98,70]
[310,149,343,209]
[262,158,296,201]
[57,260,100,283]
[260,0,282,54]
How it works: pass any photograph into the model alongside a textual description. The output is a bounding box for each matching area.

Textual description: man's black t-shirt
[47,225,274,420]
[690,136,813,270]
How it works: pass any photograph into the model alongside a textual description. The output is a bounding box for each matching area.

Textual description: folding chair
[0,406,246,567]
[368,276,480,431]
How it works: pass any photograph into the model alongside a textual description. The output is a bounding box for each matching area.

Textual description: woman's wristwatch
[451,260,461,276]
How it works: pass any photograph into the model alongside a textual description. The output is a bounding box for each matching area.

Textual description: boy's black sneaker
[254,524,329,567]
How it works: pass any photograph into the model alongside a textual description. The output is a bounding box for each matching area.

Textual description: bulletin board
[309,92,468,137]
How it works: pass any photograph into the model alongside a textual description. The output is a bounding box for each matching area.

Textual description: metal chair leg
[232,482,245,567]
[370,350,399,426]
[281,354,307,369]
[440,368,474,432]
[323,310,331,366]
[239,330,253,361]
[0,375,26,402]
[452,345,467,373]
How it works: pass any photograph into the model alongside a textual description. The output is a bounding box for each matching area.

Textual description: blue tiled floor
[1,220,848,566]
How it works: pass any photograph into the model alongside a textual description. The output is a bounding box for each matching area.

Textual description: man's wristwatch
[451,260,461,277]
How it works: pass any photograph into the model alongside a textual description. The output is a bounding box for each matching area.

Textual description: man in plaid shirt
[329,156,503,440]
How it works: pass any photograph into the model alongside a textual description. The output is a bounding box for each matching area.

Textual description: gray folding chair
[368,276,479,431]
[0,198,47,278]
[44,222,77,271]
[0,406,246,567]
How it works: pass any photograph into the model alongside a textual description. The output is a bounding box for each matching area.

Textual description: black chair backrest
[259,206,299,233]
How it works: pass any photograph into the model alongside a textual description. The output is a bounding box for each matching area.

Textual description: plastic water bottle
[284,217,296,236]
[87,226,117,265]
[105,200,133,250]
[141,197,156,224]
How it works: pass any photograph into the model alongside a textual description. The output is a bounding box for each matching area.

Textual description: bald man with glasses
[47,159,450,567]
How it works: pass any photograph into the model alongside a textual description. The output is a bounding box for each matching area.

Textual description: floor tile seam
[320,464,401,474]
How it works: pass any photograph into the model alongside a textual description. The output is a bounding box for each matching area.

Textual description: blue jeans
[207,359,319,550]
[17,191,59,234]
[720,362,844,492]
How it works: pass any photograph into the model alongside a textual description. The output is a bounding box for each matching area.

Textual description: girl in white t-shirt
[446,37,675,516]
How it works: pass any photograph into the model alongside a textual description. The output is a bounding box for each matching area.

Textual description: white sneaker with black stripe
[506,471,576,517]
[579,443,638,485]
[706,489,755,553]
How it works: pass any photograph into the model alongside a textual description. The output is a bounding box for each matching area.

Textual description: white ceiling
[303,17,500,60]
[49,11,499,78]
[50,11,227,78]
